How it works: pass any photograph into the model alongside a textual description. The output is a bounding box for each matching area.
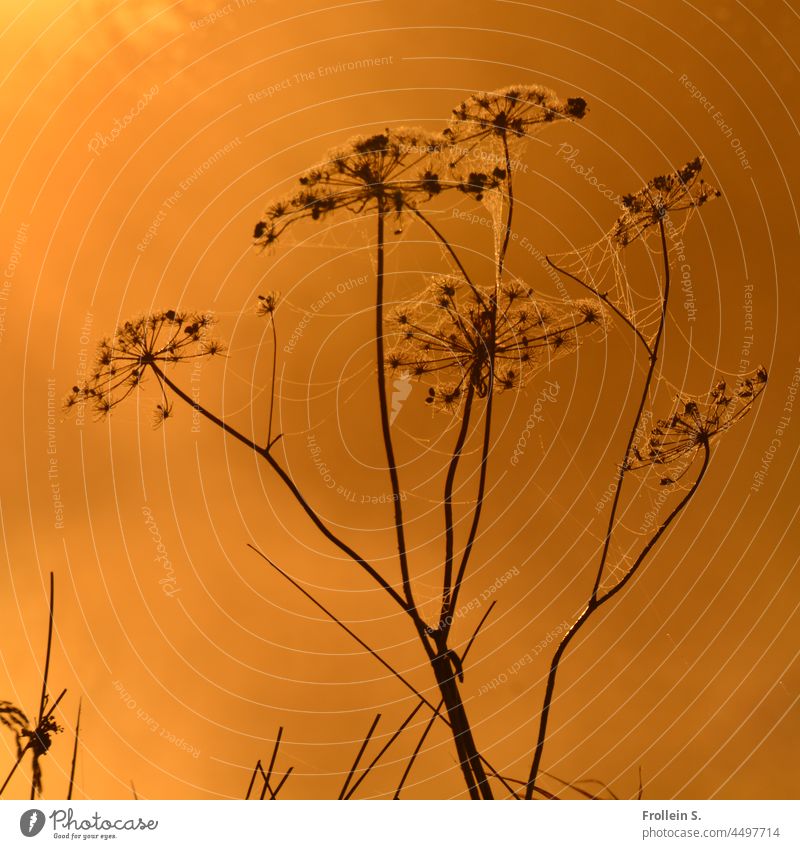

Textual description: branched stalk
[525,442,710,797]
[266,315,278,446]
[441,381,476,621]
[375,203,417,619]
[589,218,672,603]
[524,216,694,799]
[154,366,408,612]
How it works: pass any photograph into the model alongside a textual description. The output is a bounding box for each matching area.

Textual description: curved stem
[545,256,652,355]
[589,217,671,603]
[446,380,494,626]
[154,366,408,612]
[525,442,710,798]
[266,316,278,446]
[526,216,675,798]
[412,209,487,307]
[441,381,476,623]
[497,134,514,285]
[375,204,417,617]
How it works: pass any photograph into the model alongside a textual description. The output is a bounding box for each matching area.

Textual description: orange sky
[0,0,798,800]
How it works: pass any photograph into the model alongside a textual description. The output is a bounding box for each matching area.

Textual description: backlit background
[0,0,797,800]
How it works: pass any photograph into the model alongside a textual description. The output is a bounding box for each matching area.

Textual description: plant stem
[441,381,476,622]
[525,218,691,799]
[588,217,672,603]
[412,209,487,307]
[375,204,416,617]
[525,442,710,798]
[446,377,494,624]
[266,316,278,446]
[154,367,408,612]
[67,698,81,801]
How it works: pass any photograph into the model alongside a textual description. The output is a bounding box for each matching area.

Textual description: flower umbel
[64,310,223,421]
[252,128,501,248]
[613,157,720,247]
[631,367,768,474]
[447,85,587,144]
[387,275,604,409]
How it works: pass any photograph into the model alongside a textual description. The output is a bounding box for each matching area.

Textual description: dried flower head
[252,128,501,248]
[613,157,720,247]
[387,275,604,409]
[631,367,767,473]
[256,292,279,316]
[447,85,587,144]
[64,310,223,421]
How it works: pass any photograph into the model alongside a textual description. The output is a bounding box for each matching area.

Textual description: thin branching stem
[524,221,697,798]
[37,573,55,727]
[498,133,514,284]
[412,209,487,307]
[375,204,418,621]
[260,726,283,800]
[446,374,495,625]
[441,381,476,621]
[525,442,710,798]
[589,217,671,603]
[545,257,653,355]
[154,368,408,612]
[266,316,278,446]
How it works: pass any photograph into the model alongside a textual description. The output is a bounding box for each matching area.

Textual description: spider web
[546,211,699,348]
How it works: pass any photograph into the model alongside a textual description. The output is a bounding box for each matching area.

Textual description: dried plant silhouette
[1,572,72,800]
[68,85,767,799]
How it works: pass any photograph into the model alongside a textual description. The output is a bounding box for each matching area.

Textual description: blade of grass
[245,759,264,800]
[339,714,380,800]
[37,573,55,724]
[259,727,283,800]
[271,766,293,799]
[345,701,424,799]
